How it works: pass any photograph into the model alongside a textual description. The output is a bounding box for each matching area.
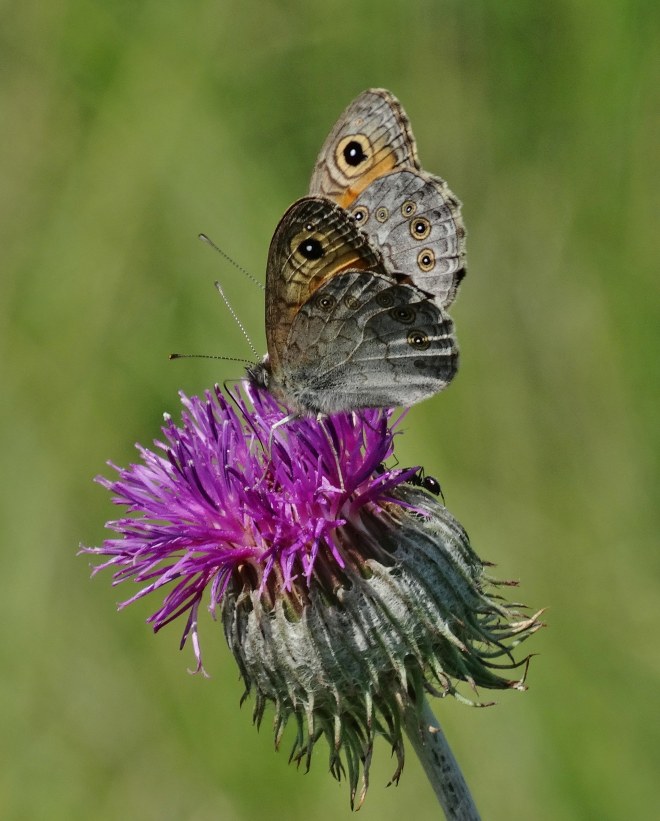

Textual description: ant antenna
[213,280,259,359]
[198,233,265,292]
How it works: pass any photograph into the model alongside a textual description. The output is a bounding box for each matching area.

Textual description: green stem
[403,696,481,820]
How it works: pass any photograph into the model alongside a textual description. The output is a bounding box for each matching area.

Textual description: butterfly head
[245,357,270,391]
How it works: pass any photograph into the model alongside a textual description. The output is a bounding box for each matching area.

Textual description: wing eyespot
[407,329,430,350]
[315,293,337,312]
[343,139,367,166]
[297,237,324,260]
[336,135,372,176]
[410,217,431,240]
[417,249,436,272]
[401,200,417,217]
[375,290,396,308]
[389,306,416,324]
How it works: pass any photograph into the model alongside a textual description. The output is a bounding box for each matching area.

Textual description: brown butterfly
[248,197,457,415]
[248,90,464,415]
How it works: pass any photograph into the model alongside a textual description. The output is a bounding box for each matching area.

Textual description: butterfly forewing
[309,89,419,208]
[265,196,385,371]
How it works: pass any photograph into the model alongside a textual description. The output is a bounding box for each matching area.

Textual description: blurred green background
[2,1,658,818]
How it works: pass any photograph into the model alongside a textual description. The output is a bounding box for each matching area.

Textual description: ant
[374,463,444,502]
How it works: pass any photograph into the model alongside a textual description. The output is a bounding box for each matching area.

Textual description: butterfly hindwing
[350,169,466,309]
[273,270,458,414]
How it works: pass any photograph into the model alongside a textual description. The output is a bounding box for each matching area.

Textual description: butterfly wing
[349,169,466,308]
[274,270,458,414]
[265,196,386,371]
[309,89,419,208]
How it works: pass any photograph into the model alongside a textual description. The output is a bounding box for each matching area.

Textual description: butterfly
[247,197,457,415]
[248,89,464,415]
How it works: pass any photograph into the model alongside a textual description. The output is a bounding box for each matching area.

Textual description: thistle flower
[84,382,541,814]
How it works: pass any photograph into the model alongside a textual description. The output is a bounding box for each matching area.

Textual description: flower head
[84,382,541,806]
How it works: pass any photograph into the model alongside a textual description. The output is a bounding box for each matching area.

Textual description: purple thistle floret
[85,382,412,671]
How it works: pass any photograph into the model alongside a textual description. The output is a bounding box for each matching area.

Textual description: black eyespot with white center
[401,200,417,217]
[389,306,416,324]
[352,206,369,223]
[407,329,430,350]
[342,139,367,166]
[315,293,336,312]
[417,248,435,272]
[410,217,431,240]
[298,238,324,260]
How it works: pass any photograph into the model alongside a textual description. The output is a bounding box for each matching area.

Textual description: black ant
[374,463,444,503]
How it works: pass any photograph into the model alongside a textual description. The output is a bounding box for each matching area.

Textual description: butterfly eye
[342,139,367,166]
[389,306,416,324]
[407,329,430,350]
[401,200,417,217]
[298,238,324,260]
[417,249,436,272]
[352,206,369,223]
[375,207,389,223]
[410,218,431,240]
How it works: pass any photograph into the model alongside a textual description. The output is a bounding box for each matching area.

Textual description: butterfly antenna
[169,353,253,365]
[213,280,259,359]
[198,233,265,291]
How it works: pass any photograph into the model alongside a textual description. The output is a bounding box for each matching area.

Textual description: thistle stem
[403,697,481,820]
